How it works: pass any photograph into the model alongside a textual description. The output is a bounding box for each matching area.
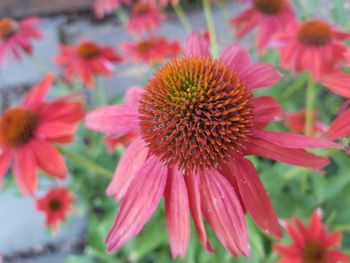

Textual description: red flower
[230,0,297,54]
[54,40,123,89]
[276,19,350,79]
[325,108,350,144]
[286,109,327,135]
[273,210,350,263]
[122,36,181,64]
[143,0,179,7]
[86,32,340,258]
[126,1,165,35]
[36,187,74,231]
[0,17,42,65]
[0,75,84,195]
[94,0,132,19]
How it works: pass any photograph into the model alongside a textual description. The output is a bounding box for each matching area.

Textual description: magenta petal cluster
[85,32,340,258]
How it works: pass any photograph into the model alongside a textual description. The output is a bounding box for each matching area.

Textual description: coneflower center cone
[139,57,253,172]
[0,107,38,148]
[253,0,285,15]
[302,241,327,263]
[137,41,155,53]
[0,18,18,40]
[132,3,152,16]
[48,198,62,212]
[78,42,101,59]
[297,20,333,46]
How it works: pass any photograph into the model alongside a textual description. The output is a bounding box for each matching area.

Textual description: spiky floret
[297,20,333,47]
[139,57,253,172]
[253,0,286,15]
[77,42,101,59]
[0,107,38,147]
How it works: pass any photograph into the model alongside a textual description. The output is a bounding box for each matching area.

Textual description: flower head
[142,0,179,7]
[277,19,350,79]
[126,1,165,35]
[0,75,84,195]
[273,210,350,263]
[0,17,42,65]
[36,187,74,231]
[230,0,297,54]
[123,36,181,64]
[325,108,350,144]
[54,40,123,89]
[94,0,131,19]
[86,32,340,258]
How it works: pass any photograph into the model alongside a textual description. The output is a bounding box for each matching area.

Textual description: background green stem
[172,3,192,33]
[59,147,113,179]
[203,0,218,57]
[305,76,316,135]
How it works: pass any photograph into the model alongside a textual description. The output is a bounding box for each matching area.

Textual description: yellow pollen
[0,18,18,40]
[0,107,38,148]
[297,20,333,46]
[253,0,285,15]
[77,42,101,59]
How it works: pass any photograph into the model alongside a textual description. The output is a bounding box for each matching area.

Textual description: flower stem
[202,0,218,57]
[59,147,113,179]
[305,76,316,136]
[172,3,192,33]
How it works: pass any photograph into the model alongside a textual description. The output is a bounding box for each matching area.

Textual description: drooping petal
[326,232,342,247]
[184,172,214,253]
[185,32,210,57]
[0,150,12,187]
[228,153,281,238]
[328,250,350,263]
[286,222,305,248]
[23,74,55,108]
[30,139,67,179]
[219,45,250,76]
[326,109,350,140]
[85,105,139,135]
[245,137,330,171]
[240,63,281,90]
[105,155,168,252]
[319,71,350,98]
[252,96,284,128]
[35,122,77,141]
[200,169,249,256]
[164,167,190,259]
[106,138,148,201]
[13,146,38,195]
[253,131,342,149]
[125,86,144,108]
[272,244,301,258]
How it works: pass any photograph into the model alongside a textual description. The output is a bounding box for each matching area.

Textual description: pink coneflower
[94,0,132,19]
[126,1,165,35]
[143,0,179,7]
[36,187,74,231]
[286,109,327,135]
[273,210,350,263]
[123,36,181,64]
[0,75,84,195]
[86,32,340,258]
[276,19,350,80]
[0,17,42,65]
[54,40,123,89]
[230,0,297,54]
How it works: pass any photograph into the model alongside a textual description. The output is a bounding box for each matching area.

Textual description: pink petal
[326,232,342,247]
[240,63,281,89]
[185,32,210,57]
[328,250,350,263]
[254,131,342,149]
[273,244,300,258]
[219,45,250,75]
[253,96,284,128]
[326,109,350,140]
[245,137,330,171]
[13,146,38,195]
[319,71,350,98]
[286,222,305,248]
[200,169,249,256]
[85,105,139,135]
[35,121,76,141]
[164,167,190,259]
[29,139,67,179]
[106,138,148,201]
[125,86,144,108]
[184,173,214,253]
[229,153,281,238]
[105,155,168,252]
[23,74,55,109]
[0,150,12,187]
